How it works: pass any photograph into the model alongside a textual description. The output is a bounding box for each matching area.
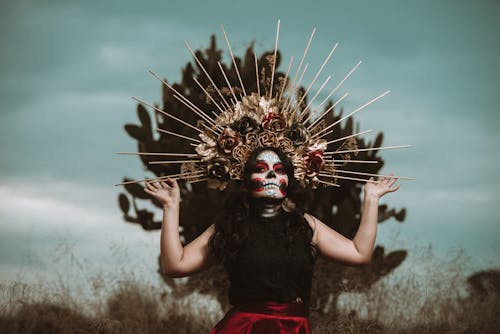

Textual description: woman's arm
[144,179,215,278]
[305,174,400,266]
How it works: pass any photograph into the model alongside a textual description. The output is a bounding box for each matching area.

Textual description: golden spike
[184,41,232,109]
[327,159,379,164]
[297,75,331,119]
[291,42,339,115]
[319,173,379,184]
[269,19,281,99]
[316,179,341,187]
[306,92,349,128]
[306,61,362,118]
[286,28,316,99]
[171,94,219,136]
[324,144,411,155]
[162,170,205,178]
[312,90,391,139]
[148,69,217,126]
[116,152,198,157]
[282,62,309,114]
[171,93,216,125]
[163,172,207,183]
[217,61,238,102]
[114,170,205,186]
[200,121,222,136]
[192,77,226,114]
[132,96,202,133]
[314,128,335,139]
[325,129,373,145]
[254,52,261,96]
[149,159,202,165]
[278,56,294,101]
[156,128,201,143]
[335,169,415,180]
[220,24,247,96]
[186,177,209,183]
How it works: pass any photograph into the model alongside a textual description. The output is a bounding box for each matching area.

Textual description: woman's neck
[250,198,283,219]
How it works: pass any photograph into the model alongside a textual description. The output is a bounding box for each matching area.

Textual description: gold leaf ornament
[258,130,279,147]
[232,144,251,163]
[277,137,295,153]
[230,162,244,180]
[307,139,328,152]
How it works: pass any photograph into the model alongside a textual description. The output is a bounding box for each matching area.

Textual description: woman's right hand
[144,179,180,210]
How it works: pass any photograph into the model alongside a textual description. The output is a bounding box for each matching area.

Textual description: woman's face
[249,150,289,199]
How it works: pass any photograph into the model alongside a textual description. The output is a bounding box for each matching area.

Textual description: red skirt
[210,301,311,334]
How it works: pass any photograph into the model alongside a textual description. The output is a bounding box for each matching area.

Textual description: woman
[144,146,400,333]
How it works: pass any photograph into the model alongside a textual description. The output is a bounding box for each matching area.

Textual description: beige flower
[195,143,217,161]
[307,139,327,152]
[230,163,244,180]
[245,132,260,150]
[278,137,295,153]
[232,144,251,163]
[258,130,278,147]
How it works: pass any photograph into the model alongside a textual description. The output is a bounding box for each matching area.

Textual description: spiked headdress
[117,21,412,190]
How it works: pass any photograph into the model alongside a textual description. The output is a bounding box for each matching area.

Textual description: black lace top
[226,211,316,310]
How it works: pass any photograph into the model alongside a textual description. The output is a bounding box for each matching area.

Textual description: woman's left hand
[363,173,400,200]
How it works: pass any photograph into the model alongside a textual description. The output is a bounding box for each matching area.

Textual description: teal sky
[0,0,499,283]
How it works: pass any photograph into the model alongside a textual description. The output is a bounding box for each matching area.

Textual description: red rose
[305,150,324,176]
[262,112,286,132]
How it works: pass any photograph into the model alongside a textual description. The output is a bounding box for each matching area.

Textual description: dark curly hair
[208,146,317,269]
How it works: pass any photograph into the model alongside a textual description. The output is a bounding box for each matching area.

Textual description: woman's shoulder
[303,212,320,245]
[303,212,318,227]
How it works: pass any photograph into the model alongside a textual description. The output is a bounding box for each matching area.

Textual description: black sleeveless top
[226,211,316,310]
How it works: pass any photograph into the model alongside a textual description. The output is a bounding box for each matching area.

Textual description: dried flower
[258,130,278,147]
[286,123,310,146]
[278,137,295,153]
[232,116,259,135]
[207,157,230,181]
[262,112,286,132]
[230,163,244,180]
[245,132,260,150]
[305,150,325,176]
[217,128,240,154]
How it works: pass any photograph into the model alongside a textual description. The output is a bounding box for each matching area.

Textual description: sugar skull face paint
[250,150,289,199]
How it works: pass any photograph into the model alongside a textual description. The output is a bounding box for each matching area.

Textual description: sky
[0,0,499,286]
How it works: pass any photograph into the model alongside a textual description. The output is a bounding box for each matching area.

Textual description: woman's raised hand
[363,173,401,200]
[144,179,180,210]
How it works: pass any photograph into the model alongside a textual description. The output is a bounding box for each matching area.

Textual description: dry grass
[0,246,498,334]
[0,279,218,334]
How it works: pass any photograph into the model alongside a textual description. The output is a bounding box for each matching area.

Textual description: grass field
[0,247,498,334]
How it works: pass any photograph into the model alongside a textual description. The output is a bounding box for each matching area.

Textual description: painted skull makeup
[250,150,289,199]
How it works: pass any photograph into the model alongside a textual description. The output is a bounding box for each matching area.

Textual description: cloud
[0,178,163,285]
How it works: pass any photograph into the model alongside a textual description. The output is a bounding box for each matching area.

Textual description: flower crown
[117,22,412,190]
[187,92,343,190]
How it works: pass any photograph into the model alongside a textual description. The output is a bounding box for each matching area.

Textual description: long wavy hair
[208,146,316,269]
